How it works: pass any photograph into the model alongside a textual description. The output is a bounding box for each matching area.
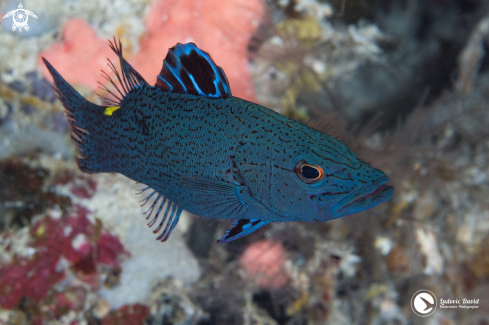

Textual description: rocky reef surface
[0,0,488,324]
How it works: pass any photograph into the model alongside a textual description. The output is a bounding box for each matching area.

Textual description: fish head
[235,127,394,222]
[297,152,394,221]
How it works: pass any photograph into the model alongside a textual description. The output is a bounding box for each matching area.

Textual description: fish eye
[294,160,325,184]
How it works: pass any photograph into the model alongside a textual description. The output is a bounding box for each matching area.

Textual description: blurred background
[0,0,488,324]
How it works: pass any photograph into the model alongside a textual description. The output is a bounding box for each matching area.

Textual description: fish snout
[331,175,394,218]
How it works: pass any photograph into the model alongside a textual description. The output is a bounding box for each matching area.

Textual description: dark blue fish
[43,39,394,243]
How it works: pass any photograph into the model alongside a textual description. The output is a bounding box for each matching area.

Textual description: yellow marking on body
[104,106,120,116]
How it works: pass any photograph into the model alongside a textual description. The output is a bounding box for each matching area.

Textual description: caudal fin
[43,58,109,173]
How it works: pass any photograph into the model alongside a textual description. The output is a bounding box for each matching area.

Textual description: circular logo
[411,289,437,317]
[13,10,28,27]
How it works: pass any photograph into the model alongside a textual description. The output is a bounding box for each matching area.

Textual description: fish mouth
[331,176,394,218]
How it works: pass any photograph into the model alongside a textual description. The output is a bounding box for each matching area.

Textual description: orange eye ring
[294,160,325,184]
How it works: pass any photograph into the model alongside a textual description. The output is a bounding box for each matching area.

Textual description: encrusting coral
[0,206,128,312]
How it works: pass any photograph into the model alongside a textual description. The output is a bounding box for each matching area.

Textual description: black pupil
[302,165,319,179]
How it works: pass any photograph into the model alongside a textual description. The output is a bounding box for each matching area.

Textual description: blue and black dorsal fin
[155,43,232,99]
[98,38,149,106]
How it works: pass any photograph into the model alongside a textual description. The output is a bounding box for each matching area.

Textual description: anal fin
[218,219,269,243]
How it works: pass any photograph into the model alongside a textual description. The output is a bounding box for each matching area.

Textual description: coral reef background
[1,0,489,324]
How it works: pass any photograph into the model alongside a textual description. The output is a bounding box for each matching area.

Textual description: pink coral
[38,0,265,101]
[239,239,289,289]
[38,18,116,91]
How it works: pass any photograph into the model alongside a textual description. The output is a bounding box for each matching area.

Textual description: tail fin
[43,58,110,174]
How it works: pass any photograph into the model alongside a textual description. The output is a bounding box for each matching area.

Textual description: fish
[43,39,394,243]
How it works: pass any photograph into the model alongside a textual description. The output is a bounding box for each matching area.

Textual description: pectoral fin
[181,177,272,243]
[218,219,269,243]
[180,176,250,220]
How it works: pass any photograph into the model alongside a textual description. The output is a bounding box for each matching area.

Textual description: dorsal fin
[98,38,148,106]
[155,43,232,99]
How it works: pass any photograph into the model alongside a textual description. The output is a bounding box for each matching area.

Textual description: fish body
[43,40,394,243]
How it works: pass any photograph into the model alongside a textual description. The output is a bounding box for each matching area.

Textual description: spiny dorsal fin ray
[136,186,182,242]
[218,219,269,243]
[156,43,232,99]
[98,38,149,106]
